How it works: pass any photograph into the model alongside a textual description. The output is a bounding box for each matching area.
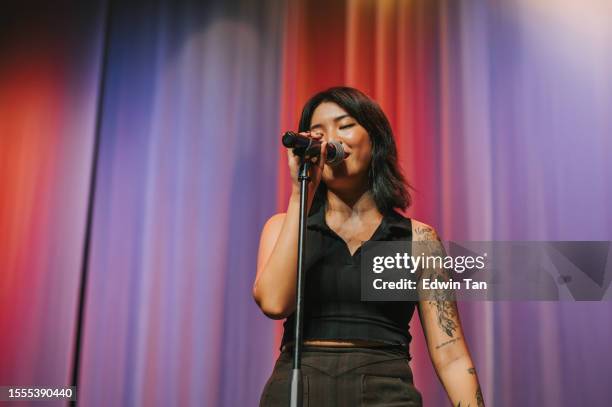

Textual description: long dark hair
[298,86,411,214]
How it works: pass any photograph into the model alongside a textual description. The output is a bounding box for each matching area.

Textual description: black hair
[298,86,411,214]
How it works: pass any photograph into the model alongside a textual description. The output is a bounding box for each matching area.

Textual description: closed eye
[340,124,355,130]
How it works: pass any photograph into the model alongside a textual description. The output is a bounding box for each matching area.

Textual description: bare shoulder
[411,219,440,241]
[261,213,286,236]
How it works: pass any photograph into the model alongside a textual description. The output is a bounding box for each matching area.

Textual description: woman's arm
[252,200,298,319]
[412,221,485,407]
[253,137,326,319]
[252,190,319,319]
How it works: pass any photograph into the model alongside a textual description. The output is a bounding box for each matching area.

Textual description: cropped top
[281,202,417,353]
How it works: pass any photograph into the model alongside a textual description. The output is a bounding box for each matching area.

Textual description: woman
[253,87,483,406]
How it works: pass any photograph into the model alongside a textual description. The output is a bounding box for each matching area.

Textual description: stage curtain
[0,1,611,406]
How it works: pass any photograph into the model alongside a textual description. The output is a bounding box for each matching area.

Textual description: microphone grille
[327,141,345,166]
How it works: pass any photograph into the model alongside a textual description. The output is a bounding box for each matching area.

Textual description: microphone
[281,131,346,166]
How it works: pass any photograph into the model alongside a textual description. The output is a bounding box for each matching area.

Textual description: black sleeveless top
[281,202,417,353]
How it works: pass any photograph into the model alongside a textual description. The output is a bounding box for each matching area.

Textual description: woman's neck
[325,186,378,218]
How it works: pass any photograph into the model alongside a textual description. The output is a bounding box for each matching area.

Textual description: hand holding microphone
[284,131,345,199]
[282,131,346,166]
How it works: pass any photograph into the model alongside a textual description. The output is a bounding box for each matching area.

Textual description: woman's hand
[288,131,327,200]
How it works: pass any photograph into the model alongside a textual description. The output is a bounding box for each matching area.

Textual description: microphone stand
[290,152,311,407]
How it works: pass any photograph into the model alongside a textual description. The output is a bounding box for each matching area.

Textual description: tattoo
[414,224,459,337]
[435,336,461,350]
[425,270,458,337]
[429,295,458,337]
[465,368,485,406]
[414,225,440,242]
[476,386,484,407]
[413,225,445,258]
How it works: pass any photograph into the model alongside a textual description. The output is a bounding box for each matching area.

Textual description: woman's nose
[326,130,342,143]
[312,130,325,139]
[314,128,343,143]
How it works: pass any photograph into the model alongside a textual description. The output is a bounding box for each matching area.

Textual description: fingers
[294,131,323,165]
[288,147,298,160]
[319,140,327,169]
[307,131,325,167]
[298,131,312,138]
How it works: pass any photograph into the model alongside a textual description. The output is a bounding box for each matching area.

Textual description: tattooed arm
[412,220,484,407]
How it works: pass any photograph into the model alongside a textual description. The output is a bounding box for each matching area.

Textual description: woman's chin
[323,171,365,189]
[323,167,348,182]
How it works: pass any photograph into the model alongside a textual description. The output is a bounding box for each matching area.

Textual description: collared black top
[281,201,417,353]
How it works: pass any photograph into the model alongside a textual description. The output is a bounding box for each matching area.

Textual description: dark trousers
[259,345,422,407]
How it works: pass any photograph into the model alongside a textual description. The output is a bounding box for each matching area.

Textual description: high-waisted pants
[259,345,423,407]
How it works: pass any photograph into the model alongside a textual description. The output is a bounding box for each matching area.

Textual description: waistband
[280,343,410,358]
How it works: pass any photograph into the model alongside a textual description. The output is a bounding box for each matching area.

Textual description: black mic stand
[289,151,311,407]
